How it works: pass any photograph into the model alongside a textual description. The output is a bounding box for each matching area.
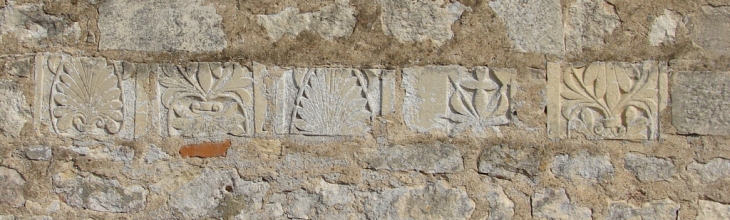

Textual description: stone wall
[1,0,730,219]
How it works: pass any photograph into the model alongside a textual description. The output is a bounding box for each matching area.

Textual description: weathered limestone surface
[0,167,25,208]
[532,188,592,220]
[564,0,621,52]
[649,10,681,46]
[478,145,540,182]
[687,158,730,183]
[672,71,730,135]
[52,172,147,213]
[688,6,730,56]
[552,151,614,183]
[488,0,564,55]
[362,143,464,174]
[98,0,226,52]
[697,200,730,219]
[257,0,356,41]
[623,153,675,182]
[0,80,30,137]
[378,0,467,46]
[606,199,680,220]
[365,181,475,220]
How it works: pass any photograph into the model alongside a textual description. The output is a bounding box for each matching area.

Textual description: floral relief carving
[49,55,124,136]
[158,62,253,137]
[447,67,511,134]
[290,68,375,136]
[559,62,659,139]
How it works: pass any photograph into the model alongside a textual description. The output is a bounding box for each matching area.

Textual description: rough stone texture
[607,199,680,220]
[488,0,564,55]
[365,181,475,220]
[552,151,614,182]
[24,146,52,161]
[531,188,591,220]
[687,158,730,183]
[63,143,134,162]
[624,153,676,182]
[697,200,730,219]
[485,184,514,220]
[688,6,730,56]
[362,143,463,174]
[144,144,169,164]
[167,169,269,219]
[98,0,226,52]
[672,71,730,135]
[0,81,30,138]
[257,0,355,41]
[52,172,147,213]
[564,0,621,52]
[649,10,681,46]
[478,145,540,182]
[378,0,467,46]
[0,1,79,44]
[0,167,25,207]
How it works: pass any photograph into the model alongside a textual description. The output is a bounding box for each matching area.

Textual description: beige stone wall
[1,0,730,219]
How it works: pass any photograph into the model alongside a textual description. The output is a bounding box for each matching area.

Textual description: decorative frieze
[547,61,667,140]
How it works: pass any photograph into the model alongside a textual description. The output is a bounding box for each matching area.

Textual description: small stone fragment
[52,172,147,213]
[179,140,231,158]
[485,185,514,220]
[144,144,170,163]
[257,0,355,41]
[564,0,621,52]
[606,199,680,220]
[65,142,134,162]
[649,10,681,46]
[623,153,675,182]
[0,81,30,138]
[687,158,730,182]
[478,145,540,182]
[363,143,464,174]
[688,6,730,56]
[378,0,468,46]
[531,188,592,220]
[552,151,614,182]
[697,200,730,219]
[24,146,52,161]
[98,0,227,52]
[2,56,33,77]
[365,181,475,220]
[0,167,26,207]
[671,72,730,135]
[488,0,564,55]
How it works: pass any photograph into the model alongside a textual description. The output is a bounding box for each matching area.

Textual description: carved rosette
[447,67,511,134]
[549,62,662,140]
[290,68,375,136]
[49,55,124,136]
[158,63,253,137]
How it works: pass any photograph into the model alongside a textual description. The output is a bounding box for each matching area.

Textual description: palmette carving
[158,63,253,137]
[49,55,124,136]
[290,68,374,136]
[447,67,510,134]
[550,62,661,140]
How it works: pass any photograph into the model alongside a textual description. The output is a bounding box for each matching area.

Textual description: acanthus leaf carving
[49,56,124,136]
[560,62,659,140]
[446,67,510,134]
[158,62,253,137]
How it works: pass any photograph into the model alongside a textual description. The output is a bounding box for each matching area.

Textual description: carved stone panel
[272,67,385,136]
[34,53,132,138]
[403,66,513,135]
[547,62,666,140]
[156,62,254,137]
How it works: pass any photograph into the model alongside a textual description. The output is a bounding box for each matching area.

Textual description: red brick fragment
[179,140,231,158]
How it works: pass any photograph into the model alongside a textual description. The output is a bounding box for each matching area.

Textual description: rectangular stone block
[671,71,730,135]
[34,53,133,139]
[547,61,664,140]
[271,67,386,136]
[403,65,513,135]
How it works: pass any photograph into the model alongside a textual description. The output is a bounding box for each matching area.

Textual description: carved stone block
[547,61,666,140]
[34,53,134,139]
[403,66,513,135]
[271,67,387,136]
[155,62,254,138]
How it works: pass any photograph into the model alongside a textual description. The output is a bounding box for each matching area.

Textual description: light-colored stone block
[362,143,464,174]
[552,151,614,183]
[649,10,681,46]
[404,66,513,134]
[607,199,680,220]
[0,167,25,208]
[564,0,621,52]
[156,62,254,138]
[273,68,383,136]
[53,171,147,213]
[478,145,540,182]
[532,188,592,220]
[671,71,730,135]
[687,158,730,183]
[378,0,468,46]
[623,153,675,182]
[98,0,226,52]
[488,0,564,55]
[688,6,730,56]
[697,200,730,220]
[0,80,30,138]
[365,181,475,220]
[548,61,664,140]
[257,0,355,41]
